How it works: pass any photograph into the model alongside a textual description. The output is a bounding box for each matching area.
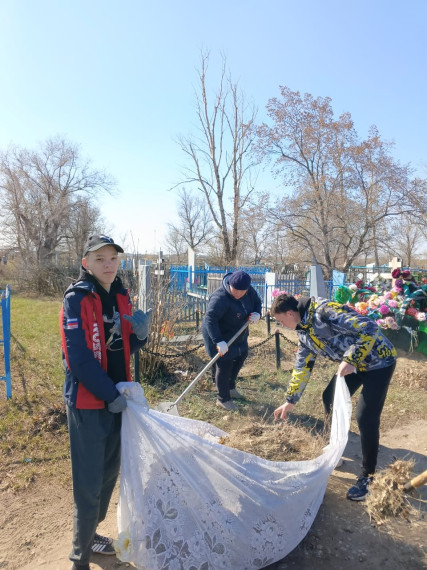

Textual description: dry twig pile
[366,459,415,525]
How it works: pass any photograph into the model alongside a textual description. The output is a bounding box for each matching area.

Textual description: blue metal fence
[167,266,340,322]
[169,265,271,296]
[0,285,11,399]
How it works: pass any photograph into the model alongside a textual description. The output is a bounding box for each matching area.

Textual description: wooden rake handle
[403,469,427,491]
[171,320,250,408]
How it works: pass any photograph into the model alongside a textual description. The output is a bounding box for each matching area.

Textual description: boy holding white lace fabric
[60,234,152,569]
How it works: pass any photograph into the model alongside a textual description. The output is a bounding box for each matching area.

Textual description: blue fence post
[0,285,12,399]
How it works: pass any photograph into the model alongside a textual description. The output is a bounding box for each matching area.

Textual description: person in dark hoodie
[60,235,152,570]
[270,293,397,502]
[202,270,262,411]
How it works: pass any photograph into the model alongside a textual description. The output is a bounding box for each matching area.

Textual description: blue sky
[0,0,426,255]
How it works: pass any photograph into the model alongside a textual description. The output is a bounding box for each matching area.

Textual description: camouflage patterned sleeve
[323,303,378,367]
[286,342,317,404]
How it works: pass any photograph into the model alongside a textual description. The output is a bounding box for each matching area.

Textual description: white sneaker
[229,388,243,399]
[216,399,238,411]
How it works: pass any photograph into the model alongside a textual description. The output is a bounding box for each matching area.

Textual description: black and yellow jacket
[286,297,397,404]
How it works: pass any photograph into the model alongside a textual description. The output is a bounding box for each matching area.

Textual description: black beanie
[228,270,251,290]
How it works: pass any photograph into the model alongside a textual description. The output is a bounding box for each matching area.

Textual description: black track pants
[215,352,247,402]
[322,363,396,477]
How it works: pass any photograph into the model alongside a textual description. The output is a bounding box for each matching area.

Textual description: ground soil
[0,357,426,570]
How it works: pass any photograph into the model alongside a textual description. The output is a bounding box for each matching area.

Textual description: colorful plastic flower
[385,316,398,329]
[355,301,368,314]
[406,307,418,317]
[271,288,288,298]
[379,304,390,315]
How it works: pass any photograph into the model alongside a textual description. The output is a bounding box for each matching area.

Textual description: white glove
[249,312,261,323]
[216,341,228,356]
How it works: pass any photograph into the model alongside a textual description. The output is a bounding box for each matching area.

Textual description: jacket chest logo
[92,322,102,363]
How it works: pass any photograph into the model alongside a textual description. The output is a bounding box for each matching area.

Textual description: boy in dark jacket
[202,271,262,411]
[270,293,397,502]
[60,235,151,569]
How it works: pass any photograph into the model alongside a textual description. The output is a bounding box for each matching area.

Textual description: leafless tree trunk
[407,177,427,236]
[256,87,412,277]
[0,136,115,266]
[63,199,105,260]
[239,192,276,264]
[388,212,424,266]
[166,187,214,253]
[164,226,187,263]
[174,52,257,264]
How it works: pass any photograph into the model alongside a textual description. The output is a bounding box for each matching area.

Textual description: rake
[155,320,250,415]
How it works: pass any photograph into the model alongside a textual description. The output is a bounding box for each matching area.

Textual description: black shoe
[71,564,90,570]
[346,476,372,501]
[91,532,115,555]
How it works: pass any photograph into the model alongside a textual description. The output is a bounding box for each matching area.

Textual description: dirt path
[1,419,426,570]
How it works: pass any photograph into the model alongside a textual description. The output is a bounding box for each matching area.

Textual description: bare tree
[0,136,115,266]
[256,87,412,277]
[174,52,258,264]
[407,176,427,235]
[238,192,275,264]
[386,211,425,266]
[164,226,187,263]
[63,199,105,260]
[167,187,214,253]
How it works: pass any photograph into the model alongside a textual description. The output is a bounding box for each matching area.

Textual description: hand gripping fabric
[115,377,351,569]
[107,393,127,413]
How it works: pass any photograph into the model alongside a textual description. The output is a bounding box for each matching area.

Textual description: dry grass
[393,360,427,391]
[366,459,415,526]
[218,419,328,462]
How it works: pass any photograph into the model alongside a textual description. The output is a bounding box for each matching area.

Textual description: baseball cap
[83,235,124,256]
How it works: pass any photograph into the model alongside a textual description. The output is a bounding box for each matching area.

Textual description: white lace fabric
[116,376,351,569]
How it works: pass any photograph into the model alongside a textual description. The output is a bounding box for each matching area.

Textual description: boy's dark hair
[270,293,299,315]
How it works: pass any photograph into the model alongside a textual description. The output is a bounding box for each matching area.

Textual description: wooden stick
[403,469,427,491]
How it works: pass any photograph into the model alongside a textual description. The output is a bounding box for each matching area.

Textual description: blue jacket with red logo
[60,279,145,409]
